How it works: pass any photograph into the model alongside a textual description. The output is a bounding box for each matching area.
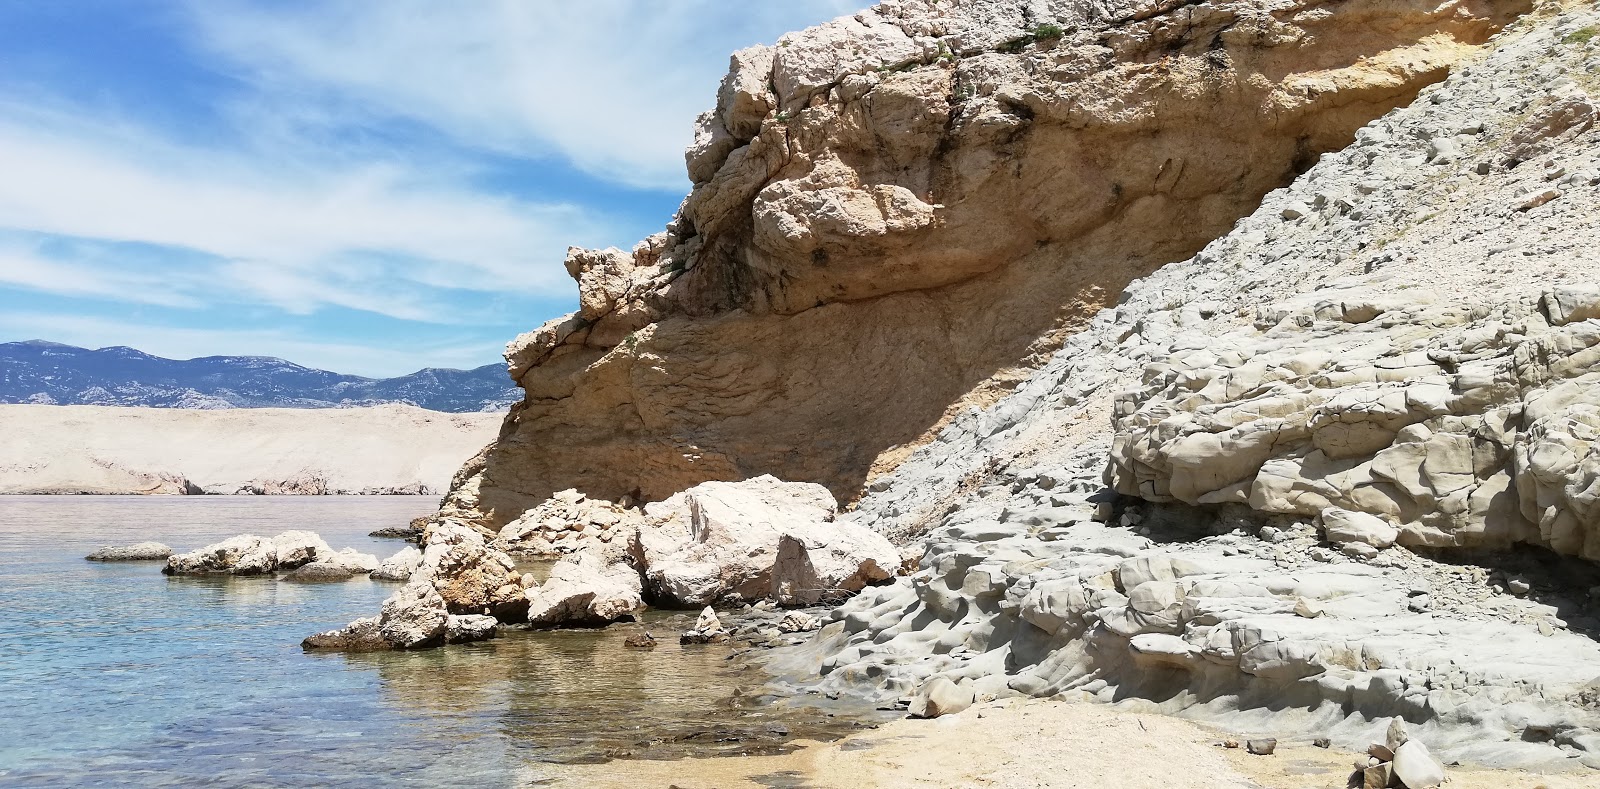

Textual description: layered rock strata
[773,6,1600,769]
[440,0,1524,529]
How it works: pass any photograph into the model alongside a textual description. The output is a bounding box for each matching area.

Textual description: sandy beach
[540,699,1600,789]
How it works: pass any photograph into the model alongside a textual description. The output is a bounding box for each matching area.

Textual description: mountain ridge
[0,340,518,413]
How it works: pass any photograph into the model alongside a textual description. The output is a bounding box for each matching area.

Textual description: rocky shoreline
[74,0,1600,784]
[351,0,1600,781]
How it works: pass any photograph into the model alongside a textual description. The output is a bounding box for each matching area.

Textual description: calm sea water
[0,496,866,788]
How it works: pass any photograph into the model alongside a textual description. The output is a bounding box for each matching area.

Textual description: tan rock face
[446,0,1525,528]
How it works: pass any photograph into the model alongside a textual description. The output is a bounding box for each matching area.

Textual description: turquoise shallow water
[0,496,863,788]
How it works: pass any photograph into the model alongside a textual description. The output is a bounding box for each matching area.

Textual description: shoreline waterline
[0,496,885,787]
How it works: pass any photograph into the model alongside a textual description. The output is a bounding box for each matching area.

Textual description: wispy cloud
[0,1,864,371]
[0,243,204,308]
[0,103,602,303]
[185,0,863,191]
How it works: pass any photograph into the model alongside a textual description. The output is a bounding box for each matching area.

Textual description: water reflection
[0,496,885,787]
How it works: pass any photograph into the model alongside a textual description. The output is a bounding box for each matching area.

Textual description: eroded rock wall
[784,6,1600,767]
[444,0,1524,528]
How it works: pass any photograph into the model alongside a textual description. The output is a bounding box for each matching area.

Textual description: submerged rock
[623,630,659,649]
[85,542,172,562]
[284,562,358,582]
[444,614,498,645]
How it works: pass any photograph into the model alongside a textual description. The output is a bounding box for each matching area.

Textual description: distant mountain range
[0,341,519,413]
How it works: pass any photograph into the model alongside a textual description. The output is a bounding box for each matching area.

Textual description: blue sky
[0,1,861,377]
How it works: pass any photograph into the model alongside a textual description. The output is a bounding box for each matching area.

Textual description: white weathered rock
[86,542,172,562]
[377,581,450,648]
[443,614,499,645]
[637,476,896,606]
[164,530,331,575]
[680,606,730,644]
[322,547,379,574]
[284,561,358,582]
[1391,740,1445,789]
[524,550,644,627]
[371,546,423,581]
[493,488,640,557]
[778,611,821,633]
[909,676,974,719]
[1322,509,1399,550]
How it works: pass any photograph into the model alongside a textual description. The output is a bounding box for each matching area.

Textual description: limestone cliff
[794,3,1600,768]
[389,0,1600,768]
[443,0,1525,529]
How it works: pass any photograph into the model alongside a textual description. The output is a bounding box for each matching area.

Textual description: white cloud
[186,0,865,191]
[0,1,865,368]
[0,104,603,319]
[0,244,204,309]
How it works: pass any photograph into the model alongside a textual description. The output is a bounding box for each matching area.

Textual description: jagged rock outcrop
[302,580,501,651]
[440,0,1525,529]
[772,5,1600,770]
[492,488,640,557]
[414,522,527,620]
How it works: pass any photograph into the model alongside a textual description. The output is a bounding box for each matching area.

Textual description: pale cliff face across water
[0,404,501,495]
[0,497,875,787]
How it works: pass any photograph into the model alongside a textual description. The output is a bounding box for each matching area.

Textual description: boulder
[376,581,450,648]
[909,676,974,719]
[778,611,820,633]
[1391,740,1445,789]
[302,580,452,651]
[163,530,331,575]
[524,550,644,627]
[371,546,423,581]
[284,562,358,582]
[772,529,898,606]
[680,606,730,644]
[416,522,527,620]
[1322,508,1399,549]
[443,614,499,644]
[322,547,379,574]
[85,542,172,562]
[637,476,897,606]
